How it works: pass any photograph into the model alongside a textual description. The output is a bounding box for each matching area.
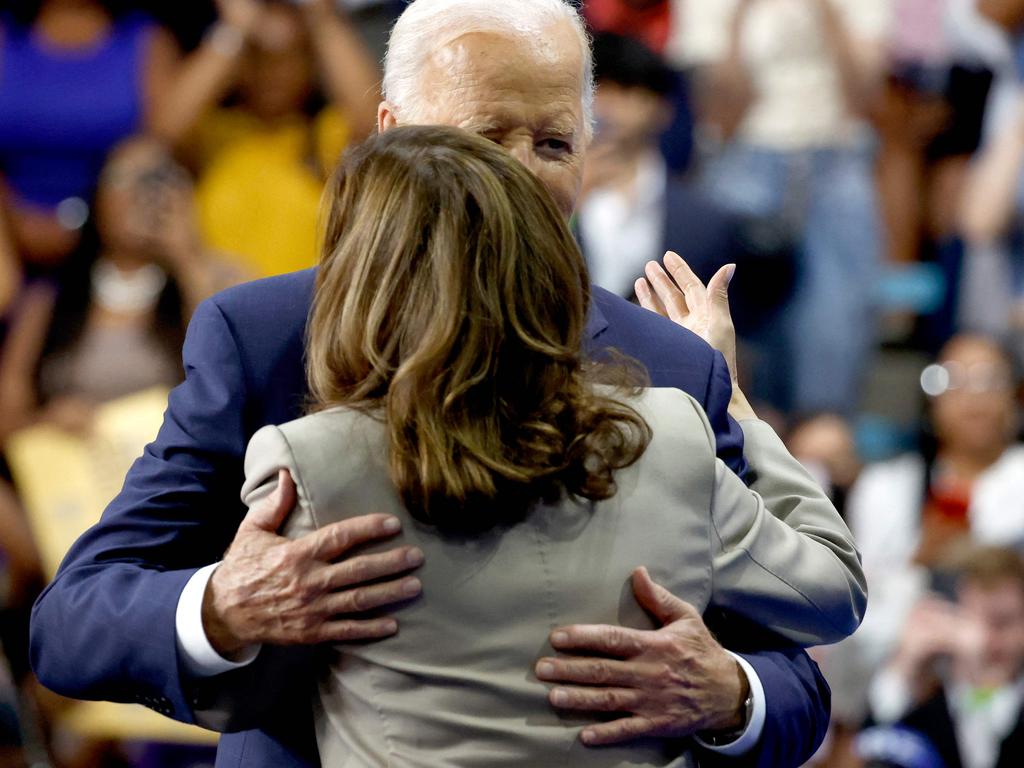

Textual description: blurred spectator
[866,546,1024,768]
[0,212,16,321]
[584,0,672,54]
[830,334,1024,725]
[578,32,796,346]
[0,0,184,269]
[667,0,889,415]
[0,0,379,280]
[959,87,1024,367]
[787,412,862,519]
[190,0,380,277]
[0,139,239,761]
[875,0,999,267]
[0,137,242,440]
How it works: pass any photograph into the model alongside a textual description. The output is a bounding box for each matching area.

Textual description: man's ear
[378,102,399,134]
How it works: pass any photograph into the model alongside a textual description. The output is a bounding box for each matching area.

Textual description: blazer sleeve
[702,403,867,646]
[187,424,322,733]
[702,348,750,483]
[30,298,260,725]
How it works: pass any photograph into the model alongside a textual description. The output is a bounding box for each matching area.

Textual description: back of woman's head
[308,125,650,531]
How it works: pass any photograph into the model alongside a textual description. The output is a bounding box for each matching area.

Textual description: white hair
[382,0,594,138]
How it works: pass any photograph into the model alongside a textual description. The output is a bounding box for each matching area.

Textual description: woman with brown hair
[236,125,864,765]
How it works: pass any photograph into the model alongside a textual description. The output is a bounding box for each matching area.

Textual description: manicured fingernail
[402,577,421,597]
[383,517,401,533]
[581,730,596,745]
[665,251,682,263]
[551,689,569,706]
[725,263,736,285]
[383,620,398,634]
[406,548,424,566]
[551,631,568,646]
[536,662,554,678]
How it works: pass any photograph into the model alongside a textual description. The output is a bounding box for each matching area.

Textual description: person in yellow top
[179,0,380,277]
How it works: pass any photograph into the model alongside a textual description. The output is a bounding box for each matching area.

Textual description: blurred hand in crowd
[215,0,265,35]
[41,396,96,437]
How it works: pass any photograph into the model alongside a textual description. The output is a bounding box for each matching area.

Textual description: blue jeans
[701,142,881,415]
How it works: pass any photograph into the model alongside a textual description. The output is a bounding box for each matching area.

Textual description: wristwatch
[700,688,755,747]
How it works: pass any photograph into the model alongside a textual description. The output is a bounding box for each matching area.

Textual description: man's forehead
[429,29,582,88]
[422,31,583,126]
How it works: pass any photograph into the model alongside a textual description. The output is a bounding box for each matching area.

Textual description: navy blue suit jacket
[30,269,828,767]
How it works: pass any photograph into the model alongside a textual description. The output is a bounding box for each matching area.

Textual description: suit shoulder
[592,287,715,362]
[207,269,316,329]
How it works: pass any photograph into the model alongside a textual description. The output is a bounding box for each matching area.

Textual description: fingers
[536,656,646,687]
[242,469,298,532]
[322,576,422,616]
[313,617,399,644]
[663,251,708,321]
[298,513,402,561]
[549,625,648,659]
[320,546,424,591]
[643,261,691,326]
[631,567,699,626]
[706,263,736,305]
[548,686,642,713]
[580,716,663,746]
[634,278,666,317]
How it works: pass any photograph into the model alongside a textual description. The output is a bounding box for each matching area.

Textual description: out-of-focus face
[239,4,315,121]
[958,578,1024,686]
[95,139,189,259]
[592,82,670,152]
[381,25,586,217]
[930,336,1016,458]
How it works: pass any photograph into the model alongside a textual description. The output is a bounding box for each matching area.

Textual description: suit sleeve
[29,298,257,724]
[186,424,321,733]
[702,349,750,483]
[697,617,834,768]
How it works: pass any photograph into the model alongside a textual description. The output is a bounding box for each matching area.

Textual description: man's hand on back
[202,469,424,657]
[535,567,749,746]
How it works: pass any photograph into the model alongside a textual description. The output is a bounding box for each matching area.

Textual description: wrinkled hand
[536,567,748,746]
[203,470,424,656]
[635,252,738,385]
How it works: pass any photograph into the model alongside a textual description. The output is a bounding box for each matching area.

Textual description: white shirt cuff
[694,652,767,756]
[175,562,261,678]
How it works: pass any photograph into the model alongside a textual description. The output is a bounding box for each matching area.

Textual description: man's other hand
[202,469,424,656]
[536,567,748,746]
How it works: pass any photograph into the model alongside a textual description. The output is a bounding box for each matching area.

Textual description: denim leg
[701,146,799,411]
[786,148,881,414]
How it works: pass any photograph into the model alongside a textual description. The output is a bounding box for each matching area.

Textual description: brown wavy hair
[307,125,650,531]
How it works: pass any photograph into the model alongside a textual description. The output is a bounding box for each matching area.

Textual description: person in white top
[666,0,890,415]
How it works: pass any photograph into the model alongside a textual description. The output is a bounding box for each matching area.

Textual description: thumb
[632,567,698,626]
[242,469,297,533]
[707,264,735,308]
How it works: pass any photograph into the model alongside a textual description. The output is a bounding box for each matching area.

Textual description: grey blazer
[241,388,866,767]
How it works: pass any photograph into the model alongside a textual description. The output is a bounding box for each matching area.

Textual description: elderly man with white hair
[30,1,849,766]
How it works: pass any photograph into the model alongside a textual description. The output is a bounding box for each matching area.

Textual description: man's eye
[538,138,572,154]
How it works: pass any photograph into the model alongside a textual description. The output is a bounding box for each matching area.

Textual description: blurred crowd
[1,0,1024,767]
